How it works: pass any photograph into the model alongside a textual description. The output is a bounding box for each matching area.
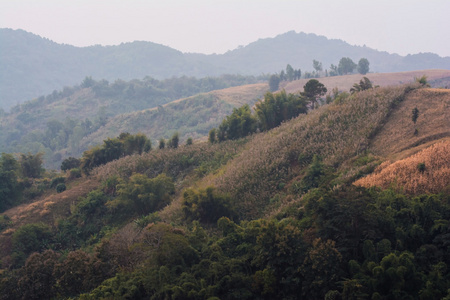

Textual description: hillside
[1,82,450,299]
[2,70,449,171]
[2,28,450,110]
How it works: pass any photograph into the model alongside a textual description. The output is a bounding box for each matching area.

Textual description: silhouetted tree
[357,58,370,75]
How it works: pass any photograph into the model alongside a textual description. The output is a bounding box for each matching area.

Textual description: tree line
[209,79,327,142]
[269,57,370,91]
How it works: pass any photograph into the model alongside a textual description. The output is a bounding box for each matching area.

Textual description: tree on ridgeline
[350,77,373,94]
[357,58,370,75]
[338,57,357,75]
[313,59,323,73]
[286,64,295,81]
[269,74,280,92]
[302,79,327,109]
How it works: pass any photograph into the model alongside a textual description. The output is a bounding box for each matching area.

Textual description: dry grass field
[354,140,450,194]
[369,88,450,158]
[282,69,450,94]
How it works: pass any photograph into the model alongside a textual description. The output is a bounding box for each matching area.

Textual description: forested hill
[2,28,450,110]
[0,81,449,299]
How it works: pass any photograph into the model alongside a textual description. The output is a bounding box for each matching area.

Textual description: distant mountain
[1,28,450,110]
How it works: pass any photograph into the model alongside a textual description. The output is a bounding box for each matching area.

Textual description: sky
[1,0,449,57]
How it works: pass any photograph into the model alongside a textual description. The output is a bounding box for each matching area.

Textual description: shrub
[417,162,426,173]
[182,186,234,223]
[56,183,67,193]
[12,223,53,265]
[68,168,82,179]
[50,176,65,188]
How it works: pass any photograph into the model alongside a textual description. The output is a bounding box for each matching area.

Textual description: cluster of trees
[80,132,152,174]
[269,58,370,91]
[0,152,45,212]
[209,80,326,142]
[3,182,449,299]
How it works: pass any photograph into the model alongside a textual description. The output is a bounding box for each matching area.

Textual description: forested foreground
[1,186,449,299]
[1,80,450,299]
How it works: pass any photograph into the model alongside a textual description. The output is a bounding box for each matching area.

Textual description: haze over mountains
[1,28,450,110]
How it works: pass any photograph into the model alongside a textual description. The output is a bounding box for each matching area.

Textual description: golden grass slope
[282,69,450,94]
[369,88,450,159]
[213,84,417,218]
[354,140,450,194]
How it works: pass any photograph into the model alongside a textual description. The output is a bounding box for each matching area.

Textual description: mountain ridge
[2,28,450,110]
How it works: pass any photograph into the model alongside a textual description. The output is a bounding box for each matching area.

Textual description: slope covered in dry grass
[282,69,450,94]
[369,88,450,158]
[354,140,450,194]
[212,84,420,218]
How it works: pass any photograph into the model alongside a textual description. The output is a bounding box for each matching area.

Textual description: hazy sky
[1,0,449,57]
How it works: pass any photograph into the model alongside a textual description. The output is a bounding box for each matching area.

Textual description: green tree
[109,173,175,216]
[302,79,327,109]
[0,153,21,212]
[20,152,44,178]
[158,138,166,149]
[269,75,280,92]
[208,128,216,144]
[313,59,323,72]
[286,64,295,81]
[216,104,257,140]
[167,132,179,149]
[182,187,234,223]
[357,58,370,75]
[61,157,81,171]
[412,107,419,124]
[338,57,357,75]
[350,77,373,94]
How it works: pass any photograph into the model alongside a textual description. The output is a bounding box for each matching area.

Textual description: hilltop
[2,28,450,110]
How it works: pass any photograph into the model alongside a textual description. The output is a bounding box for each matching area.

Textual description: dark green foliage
[158,138,166,149]
[56,183,66,193]
[19,152,43,178]
[109,173,175,217]
[61,156,81,171]
[412,107,419,124]
[0,214,11,231]
[302,79,327,109]
[81,133,152,174]
[216,105,257,140]
[186,137,193,146]
[68,167,82,179]
[208,128,216,143]
[357,58,370,75]
[167,132,179,149]
[268,74,280,92]
[12,223,53,266]
[0,159,20,212]
[255,90,308,131]
[417,162,426,173]
[182,187,234,223]
[350,77,373,94]
[50,176,65,188]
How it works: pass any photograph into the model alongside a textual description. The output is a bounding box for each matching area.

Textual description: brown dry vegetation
[282,69,450,94]
[369,88,450,158]
[212,84,419,218]
[354,140,450,194]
